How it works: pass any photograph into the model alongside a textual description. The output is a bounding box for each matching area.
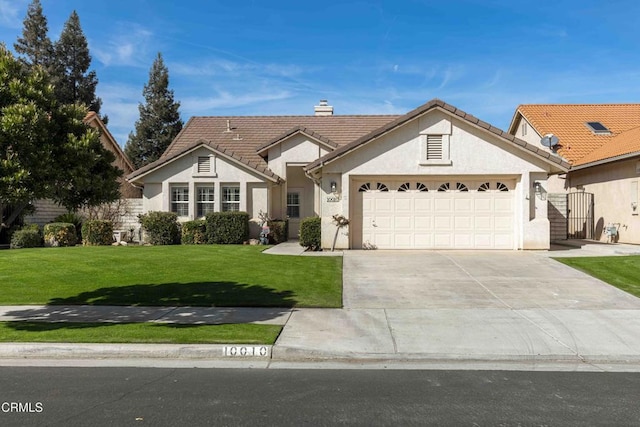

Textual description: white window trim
[192,154,217,177]
[287,188,303,219]
[221,184,241,212]
[196,185,215,218]
[419,133,452,166]
[170,185,190,218]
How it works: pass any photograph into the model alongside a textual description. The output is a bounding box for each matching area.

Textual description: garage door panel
[414,198,433,212]
[359,179,515,249]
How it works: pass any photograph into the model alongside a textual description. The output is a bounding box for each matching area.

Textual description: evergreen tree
[125,53,183,168]
[53,11,103,116]
[14,0,53,69]
[0,44,121,229]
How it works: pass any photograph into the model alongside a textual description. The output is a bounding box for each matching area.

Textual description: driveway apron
[273,251,640,367]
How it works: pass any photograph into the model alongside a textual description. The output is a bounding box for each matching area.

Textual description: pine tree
[14,0,53,68]
[53,11,103,116]
[125,53,183,169]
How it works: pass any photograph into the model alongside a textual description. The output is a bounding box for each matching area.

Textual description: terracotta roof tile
[515,104,640,165]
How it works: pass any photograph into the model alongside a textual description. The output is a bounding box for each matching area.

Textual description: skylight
[585,121,611,134]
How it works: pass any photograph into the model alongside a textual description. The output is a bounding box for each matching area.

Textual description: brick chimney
[314,99,333,116]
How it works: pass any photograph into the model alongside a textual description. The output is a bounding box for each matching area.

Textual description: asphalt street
[1,367,639,426]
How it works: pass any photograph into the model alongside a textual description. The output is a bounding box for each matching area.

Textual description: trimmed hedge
[82,220,114,246]
[299,217,321,251]
[44,223,78,247]
[139,211,180,245]
[181,219,207,245]
[268,219,288,244]
[10,225,43,249]
[205,211,249,244]
[54,212,84,241]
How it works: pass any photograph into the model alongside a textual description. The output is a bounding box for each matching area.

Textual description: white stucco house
[127,99,569,250]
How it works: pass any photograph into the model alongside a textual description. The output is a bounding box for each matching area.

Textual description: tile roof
[513,104,640,166]
[306,99,570,171]
[129,115,398,180]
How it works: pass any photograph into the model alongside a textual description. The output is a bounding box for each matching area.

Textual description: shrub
[10,226,43,249]
[82,220,114,246]
[267,219,288,244]
[181,219,207,245]
[54,212,84,241]
[44,223,78,247]
[299,217,321,251]
[138,211,180,245]
[205,211,250,244]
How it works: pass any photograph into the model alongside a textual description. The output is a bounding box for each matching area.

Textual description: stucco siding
[567,158,640,243]
[318,112,554,249]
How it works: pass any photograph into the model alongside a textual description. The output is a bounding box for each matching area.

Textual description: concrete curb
[0,343,272,360]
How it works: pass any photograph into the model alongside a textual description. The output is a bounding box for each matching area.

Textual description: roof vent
[585,121,611,135]
[314,99,333,116]
[232,133,243,141]
[224,120,233,133]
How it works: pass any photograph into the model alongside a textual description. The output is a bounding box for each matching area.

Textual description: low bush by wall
[181,219,207,245]
[267,219,288,244]
[205,212,249,244]
[138,212,180,245]
[44,222,78,247]
[10,225,43,249]
[82,220,114,246]
[299,217,321,251]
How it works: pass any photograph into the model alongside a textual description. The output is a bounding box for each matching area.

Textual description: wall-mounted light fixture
[330,181,337,193]
[533,181,542,193]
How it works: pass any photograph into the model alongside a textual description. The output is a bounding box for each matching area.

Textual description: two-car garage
[354,178,516,249]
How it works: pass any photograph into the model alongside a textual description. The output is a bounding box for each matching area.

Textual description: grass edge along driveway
[555,255,640,298]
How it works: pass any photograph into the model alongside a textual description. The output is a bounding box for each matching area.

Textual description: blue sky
[1,0,639,145]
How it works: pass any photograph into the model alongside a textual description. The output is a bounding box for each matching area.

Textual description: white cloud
[180,90,292,116]
[96,83,141,146]
[0,0,27,29]
[93,23,153,67]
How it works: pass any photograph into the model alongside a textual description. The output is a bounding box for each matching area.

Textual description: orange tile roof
[514,104,640,166]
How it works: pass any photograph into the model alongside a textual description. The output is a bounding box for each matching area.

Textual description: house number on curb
[223,346,269,357]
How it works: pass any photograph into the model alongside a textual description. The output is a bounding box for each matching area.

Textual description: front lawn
[0,321,281,344]
[0,245,342,307]
[555,255,640,298]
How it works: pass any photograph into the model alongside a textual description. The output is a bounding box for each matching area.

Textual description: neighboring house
[24,112,142,227]
[128,99,568,250]
[509,104,640,244]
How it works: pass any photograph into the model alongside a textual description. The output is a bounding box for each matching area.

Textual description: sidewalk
[2,240,640,370]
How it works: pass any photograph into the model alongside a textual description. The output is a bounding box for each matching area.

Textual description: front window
[197,186,215,217]
[171,186,189,217]
[222,186,240,212]
[287,192,300,218]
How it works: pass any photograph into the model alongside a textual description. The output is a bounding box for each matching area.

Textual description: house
[127,99,569,250]
[509,104,640,244]
[24,112,142,227]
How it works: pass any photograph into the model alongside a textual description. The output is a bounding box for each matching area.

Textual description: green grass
[0,321,281,344]
[555,255,640,298]
[0,245,342,307]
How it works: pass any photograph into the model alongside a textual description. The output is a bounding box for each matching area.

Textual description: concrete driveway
[274,250,640,370]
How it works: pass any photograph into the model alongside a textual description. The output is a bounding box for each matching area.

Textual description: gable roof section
[145,115,398,177]
[127,139,281,182]
[256,126,339,155]
[305,99,570,172]
[84,111,135,173]
[510,104,640,166]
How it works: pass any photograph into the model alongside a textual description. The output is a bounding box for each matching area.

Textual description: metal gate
[567,192,594,239]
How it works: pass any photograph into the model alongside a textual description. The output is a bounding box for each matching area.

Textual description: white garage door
[360,179,515,249]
